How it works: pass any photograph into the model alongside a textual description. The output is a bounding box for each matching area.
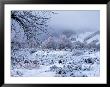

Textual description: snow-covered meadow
[11,10,100,77]
[11,48,100,77]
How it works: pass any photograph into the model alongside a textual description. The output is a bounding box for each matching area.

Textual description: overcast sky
[49,10,100,32]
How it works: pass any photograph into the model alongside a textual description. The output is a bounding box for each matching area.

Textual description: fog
[49,10,100,33]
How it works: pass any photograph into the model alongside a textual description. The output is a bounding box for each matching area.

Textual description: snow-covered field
[10,10,100,77]
[11,49,100,77]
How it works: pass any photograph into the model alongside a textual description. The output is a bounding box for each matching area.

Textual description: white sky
[49,10,100,32]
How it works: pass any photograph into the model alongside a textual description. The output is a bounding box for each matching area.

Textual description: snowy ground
[11,49,100,77]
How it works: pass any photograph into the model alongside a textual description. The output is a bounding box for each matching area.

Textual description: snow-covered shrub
[71,41,86,50]
[52,63,84,77]
[41,36,56,49]
[11,48,41,69]
[11,69,23,77]
[64,63,82,71]
[49,62,83,77]
[55,67,67,76]
[49,60,55,65]
[29,48,38,54]
[94,57,100,64]
[11,49,30,60]
[58,58,67,65]
[72,50,84,56]
[84,58,95,64]
[58,35,72,50]
[50,65,58,72]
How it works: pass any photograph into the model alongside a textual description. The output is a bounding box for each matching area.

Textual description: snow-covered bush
[11,69,23,77]
[11,48,41,69]
[50,65,58,72]
[58,35,72,50]
[71,50,84,56]
[71,41,86,50]
[41,36,56,49]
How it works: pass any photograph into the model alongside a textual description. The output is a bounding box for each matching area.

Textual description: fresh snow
[11,49,100,77]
